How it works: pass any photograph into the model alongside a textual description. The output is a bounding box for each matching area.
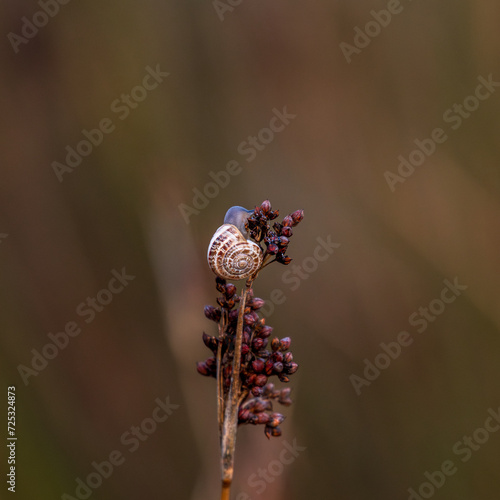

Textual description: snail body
[207,207,263,280]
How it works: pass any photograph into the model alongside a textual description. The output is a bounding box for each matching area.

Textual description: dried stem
[220,278,253,499]
[216,311,226,439]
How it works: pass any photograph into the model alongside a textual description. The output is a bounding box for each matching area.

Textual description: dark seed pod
[250,297,265,310]
[273,362,284,374]
[196,362,210,376]
[264,359,274,376]
[279,388,293,406]
[278,236,289,247]
[265,426,282,438]
[252,338,264,351]
[259,325,273,338]
[278,373,290,383]
[271,337,280,351]
[254,399,273,412]
[286,362,299,374]
[263,383,275,396]
[267,412,285,428]
[204,305,221,322]
[254,412,270,425]
[238,408,251,422]
[216,277,227,293]
[279,337,291,351]
[283,352,293,363]
[252,359,265,373]
[225,283,237,297]
[291,209,304,226]
[260,200,271,214]
[255,374,268,387]
[251,386,263,397]
[202,332,218,352]
[266,243,279,255]
[271,351,283,363]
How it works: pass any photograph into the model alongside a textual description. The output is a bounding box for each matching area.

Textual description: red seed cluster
[246,200,304,266]
[197,276,299,438]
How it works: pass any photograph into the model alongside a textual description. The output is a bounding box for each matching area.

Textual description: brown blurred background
[1,1,500,499]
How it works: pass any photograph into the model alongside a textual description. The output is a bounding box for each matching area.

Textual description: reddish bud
[259,325,273,338]
[196,362,209,376]
[252,359,265,373]
[252,338,264,351]
[268,412,285,428]
[254,399,272,412]
[263,383,275,396]
[254,413,270,425]
[278,236,289,247]
[238,408,251,422]
[283,352,293,363]
[278,374,290,383]
[260,200,271,214]
[291,209,304,226]
[271,337,280,351]
[251,386,263,397]
[279,388,293,406]
[244,312,259,325]
[279,337,291,351]
[282,215,293,227]
[269,426,282,437]
[266,243,279,255]
[216,277,226,293]
[280,226,293,237]
[250,297,265,310]
[276,255,292,265]
[264,359,274,376]
[225,283,236,296]
[273,362,284,373]
[202,332,218,352]
[286,362,299,374]
[241,343,250,355]
[205,357,216,369]
[204,305,221,322]
[255,374,268,387]
[271,351,283,362]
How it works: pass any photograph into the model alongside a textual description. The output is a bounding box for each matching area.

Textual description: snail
[207,206,263,280]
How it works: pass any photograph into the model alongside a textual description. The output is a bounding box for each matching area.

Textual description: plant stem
[216,311,226,440]
[220,278,253,499]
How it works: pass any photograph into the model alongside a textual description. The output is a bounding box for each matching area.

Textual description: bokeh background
[1,1,500,499]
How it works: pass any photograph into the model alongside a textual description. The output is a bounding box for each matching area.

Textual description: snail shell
[207,224,263,280]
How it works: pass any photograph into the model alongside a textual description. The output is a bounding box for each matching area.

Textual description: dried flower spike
[197,201,304,500]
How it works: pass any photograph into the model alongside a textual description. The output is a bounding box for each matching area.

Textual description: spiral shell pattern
[207,224,263,280]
